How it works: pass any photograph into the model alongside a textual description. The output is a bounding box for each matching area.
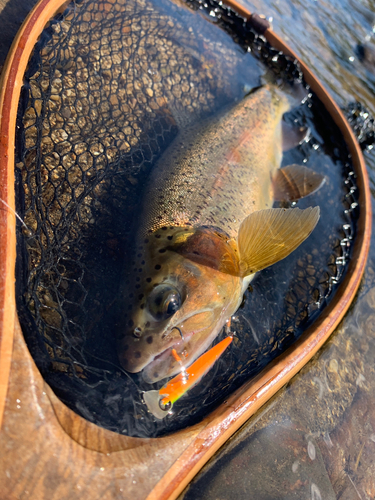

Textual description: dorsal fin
[273,164,326,202]
[238,207,320,277]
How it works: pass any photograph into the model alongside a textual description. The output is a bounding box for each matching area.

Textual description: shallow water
[180,0,375,498]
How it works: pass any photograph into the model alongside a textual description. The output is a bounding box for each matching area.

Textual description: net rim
[0,0,371,498]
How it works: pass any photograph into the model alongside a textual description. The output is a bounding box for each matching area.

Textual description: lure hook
[171,326,184,341]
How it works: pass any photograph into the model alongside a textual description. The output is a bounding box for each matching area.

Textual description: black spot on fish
[159,248,166,253]
[141,260,145,265]
[134,351,141,359]
[144,238,149,244]
[136,284,141,289]
[136,277,140,282]
[145,321,150,327]
[146,277,152,282]
[162,226,167,230]
[137,253,142,258]
[167,235,173,240]
[155,264,161,270]
[140,304,145,309]
[155,234,161,238]
[138,268,142,272]
[138,294,144,300]
[153,372,159,379]
[146,336,153,344]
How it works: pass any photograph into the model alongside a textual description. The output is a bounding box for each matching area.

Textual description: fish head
[116,226,243,383]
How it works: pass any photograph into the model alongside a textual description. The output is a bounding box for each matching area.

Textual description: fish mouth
[142,311,216,384]
[142,346,178,384]
[141,331,187,384]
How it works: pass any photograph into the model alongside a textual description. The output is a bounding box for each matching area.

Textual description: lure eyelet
[159,399,172,412]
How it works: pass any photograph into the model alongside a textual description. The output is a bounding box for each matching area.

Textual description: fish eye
[147,284,182,321]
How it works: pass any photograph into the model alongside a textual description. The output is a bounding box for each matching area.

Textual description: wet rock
[248,14,271,35]
[181,420,336,500]
[318,390,375,500]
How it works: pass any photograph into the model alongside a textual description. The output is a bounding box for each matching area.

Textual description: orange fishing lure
[143,336,233,419]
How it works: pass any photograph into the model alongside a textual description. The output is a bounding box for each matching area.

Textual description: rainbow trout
[116,84,324,383]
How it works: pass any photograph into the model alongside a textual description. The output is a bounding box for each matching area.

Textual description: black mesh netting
[15,0,359,437]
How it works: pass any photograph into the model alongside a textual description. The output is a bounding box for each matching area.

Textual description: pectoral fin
[238,207,320,277]
[273,164,326,202]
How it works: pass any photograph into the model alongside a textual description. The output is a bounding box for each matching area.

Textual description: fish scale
[142,85,287,238]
